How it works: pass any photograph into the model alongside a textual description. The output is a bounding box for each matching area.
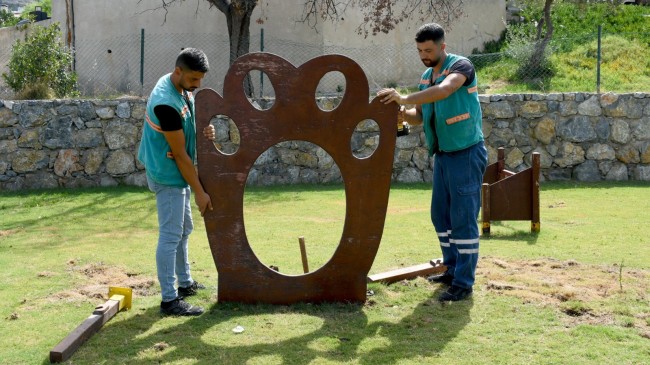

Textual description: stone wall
[479,92,650,182]
[0,92,649,191]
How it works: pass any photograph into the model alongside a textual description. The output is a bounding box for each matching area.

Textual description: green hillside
[473,1,650,93]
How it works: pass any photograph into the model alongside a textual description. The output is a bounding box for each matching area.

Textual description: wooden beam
[367,260,446,284]
[50,299,121,363]
[298,236,309,274]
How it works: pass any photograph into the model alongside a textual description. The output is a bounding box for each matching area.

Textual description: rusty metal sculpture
[195,53,398,304]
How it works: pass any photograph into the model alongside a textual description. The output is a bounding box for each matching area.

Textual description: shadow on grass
[54,286,473,364]
[481,221,539,245]
[0,187,153,236]
[539,180,650,192]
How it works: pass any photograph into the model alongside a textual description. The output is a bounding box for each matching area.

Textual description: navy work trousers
[431,142,488,289]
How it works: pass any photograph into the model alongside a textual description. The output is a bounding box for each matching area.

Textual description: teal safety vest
[137,73,197,187]
[418,54,483,155]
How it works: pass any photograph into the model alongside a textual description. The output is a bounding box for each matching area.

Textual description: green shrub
[2,23,78,98]
[16,82,55,100]
[0,8,19,28]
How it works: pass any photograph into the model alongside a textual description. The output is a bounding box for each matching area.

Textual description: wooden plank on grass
[368,260,446,284]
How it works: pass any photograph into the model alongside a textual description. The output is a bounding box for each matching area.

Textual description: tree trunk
[211,0,257,97]
[527,0,554,77]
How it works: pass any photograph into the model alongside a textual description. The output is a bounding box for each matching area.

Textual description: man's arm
[163,130,212,216]
[154,104,214,216]
[401,104,423,126]
[378,73,467,106]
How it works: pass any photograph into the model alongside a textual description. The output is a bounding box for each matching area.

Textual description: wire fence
[1,28,649,100]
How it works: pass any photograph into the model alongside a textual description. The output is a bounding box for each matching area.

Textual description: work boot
[438,285,473,302]
[427,272,454,286]
[160,297,204,316]
[178,281,206,297]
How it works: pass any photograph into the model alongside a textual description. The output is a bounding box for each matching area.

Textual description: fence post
[259,28,264,98]
[596,25,602,94]
[140,28,145,96]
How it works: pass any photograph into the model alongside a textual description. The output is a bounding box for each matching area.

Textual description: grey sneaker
[178,281,206,297]
[160,297,204,316]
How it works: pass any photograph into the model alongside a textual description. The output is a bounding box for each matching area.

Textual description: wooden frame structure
[481,147,540,234]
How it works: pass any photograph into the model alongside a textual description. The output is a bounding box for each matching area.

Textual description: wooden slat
[298,236,309,274]
[368,260,446,284]
[482,183,491,234]
[50,314,103,363]
[489,168,533,221]
[50,300,121,363]
[531,152,541,232]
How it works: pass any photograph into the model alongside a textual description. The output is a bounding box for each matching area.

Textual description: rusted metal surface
[195,53,398,304]
[482,147,541,234]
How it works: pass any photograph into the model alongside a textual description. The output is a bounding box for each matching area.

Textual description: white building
[49,0,507,96]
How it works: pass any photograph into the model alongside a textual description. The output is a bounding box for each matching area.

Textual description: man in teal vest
[138,48,215,315]
[378,23,488,302]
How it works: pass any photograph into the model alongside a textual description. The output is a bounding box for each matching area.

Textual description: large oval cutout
[316,71,346,111]
[210,114,240,155]
[351,119,380,159]
[244,70,275,110]
[244,141,345,275]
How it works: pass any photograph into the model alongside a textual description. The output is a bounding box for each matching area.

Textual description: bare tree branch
[299,0,464,38]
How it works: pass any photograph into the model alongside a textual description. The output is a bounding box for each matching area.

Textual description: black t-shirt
[154,92,192,132]
[154,105,183,131]
[448,59,475,86]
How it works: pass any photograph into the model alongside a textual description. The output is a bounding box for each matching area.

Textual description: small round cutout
[351,119,380,159]
[244,70,275,110]
[316,71,346,111]
[210,115,240,155]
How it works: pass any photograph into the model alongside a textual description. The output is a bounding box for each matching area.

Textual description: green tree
[2,23,78,99]
[0,8,19,28]
[22,0,52,17]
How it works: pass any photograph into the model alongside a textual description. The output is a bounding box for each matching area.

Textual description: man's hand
[203,124,215,141]
[397,105,405,124]
[377,88,406,105]
[194,190,213,217]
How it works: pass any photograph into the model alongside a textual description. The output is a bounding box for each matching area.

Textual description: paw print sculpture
[195,53,398,304]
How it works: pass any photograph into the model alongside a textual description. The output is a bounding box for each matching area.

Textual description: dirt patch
[153,342,170,352]
[548,201,567,209]
[479,256,650,335]
[49,262,156,303]
[0,229,18,238]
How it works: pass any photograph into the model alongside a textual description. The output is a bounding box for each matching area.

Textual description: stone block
[557,116,597,143]
[573,160,601,182]
[104,120,139,149]
[106,149,135,175]
[577,96,602,117]
[12,150,49,173]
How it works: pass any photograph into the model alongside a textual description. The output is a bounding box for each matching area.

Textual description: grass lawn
[0,182,649,364]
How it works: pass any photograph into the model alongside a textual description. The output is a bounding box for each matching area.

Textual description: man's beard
[181,83,197,92]
[421,58,440,68]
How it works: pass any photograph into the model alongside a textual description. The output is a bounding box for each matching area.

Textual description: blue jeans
[147,177,195,302]
[430,142,488,289]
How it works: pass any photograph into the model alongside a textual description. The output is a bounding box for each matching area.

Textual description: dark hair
[415,23,445,43]
[176,48,209,73]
